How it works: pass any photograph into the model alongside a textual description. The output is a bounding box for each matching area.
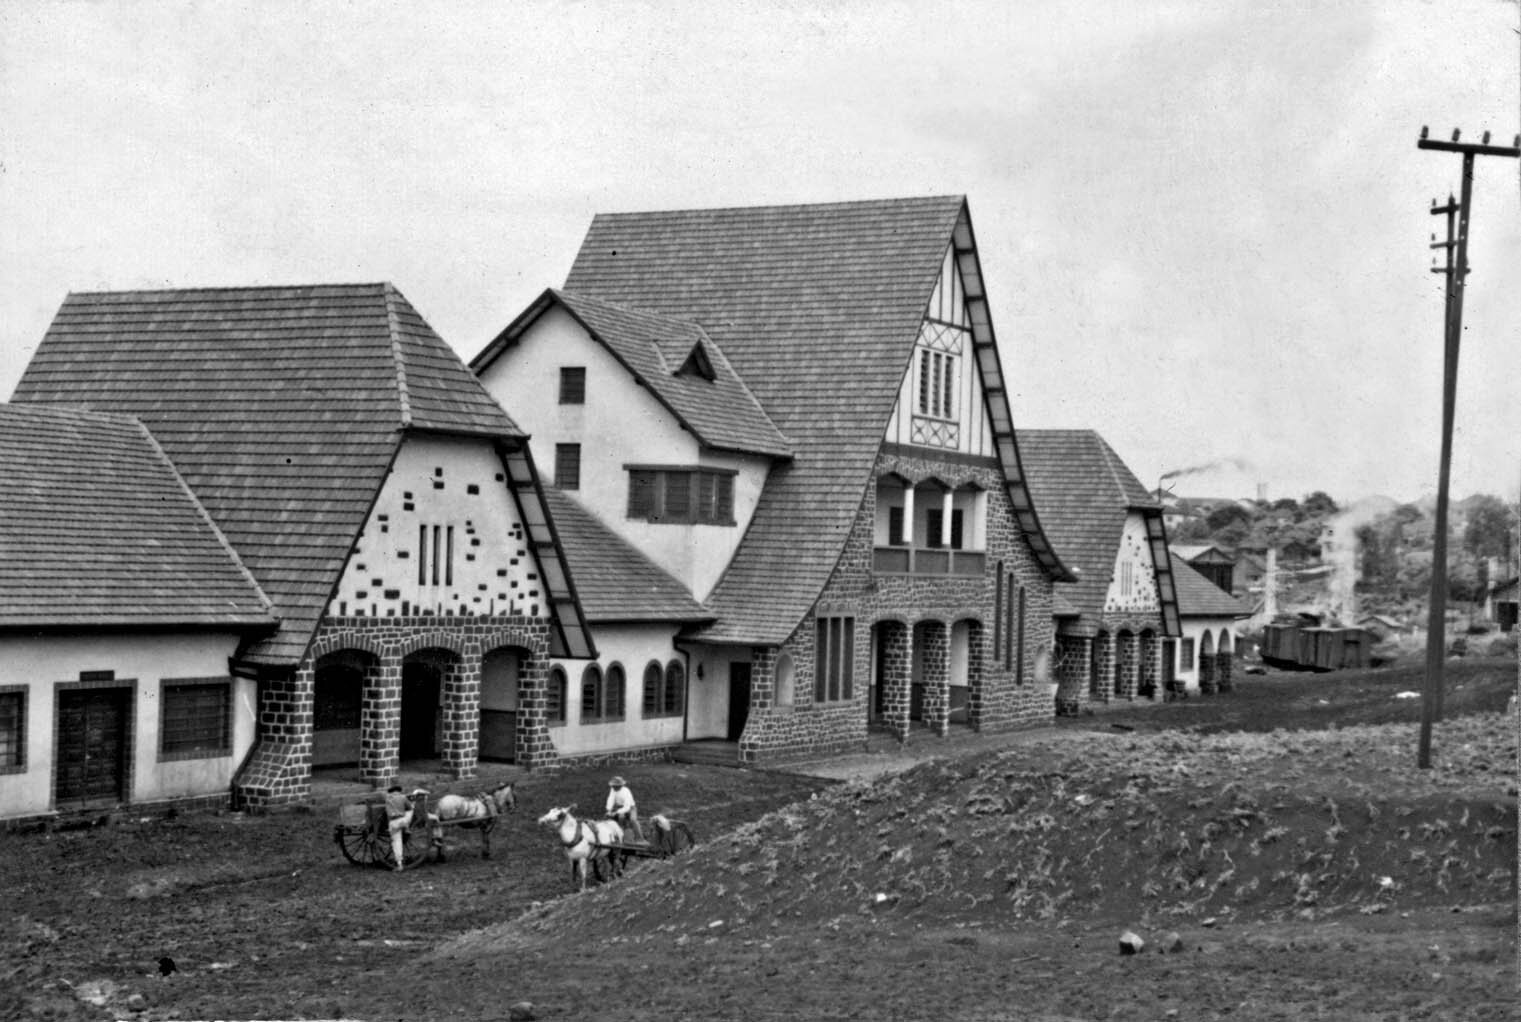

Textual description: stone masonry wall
[741,451,1057,763]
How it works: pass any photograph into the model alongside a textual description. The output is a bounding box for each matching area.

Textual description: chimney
[1256,481,1268,503]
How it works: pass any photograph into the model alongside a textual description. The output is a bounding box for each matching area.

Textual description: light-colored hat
[609,776,626,787]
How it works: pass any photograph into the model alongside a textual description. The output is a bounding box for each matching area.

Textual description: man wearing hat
[605,775,644,842]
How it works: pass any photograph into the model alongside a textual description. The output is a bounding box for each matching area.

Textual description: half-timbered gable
[480,197,1074,764]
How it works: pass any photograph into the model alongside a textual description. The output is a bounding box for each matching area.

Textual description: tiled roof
[562,196,1065,644]
[12,284,523,665]
[541,488,710,624]
[476,289,792,458]
[0,403,275,630]
[1170,555,1250,618]
[1016,429,1160,616]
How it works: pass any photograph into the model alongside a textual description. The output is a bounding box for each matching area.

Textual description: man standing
[385,786,425,871]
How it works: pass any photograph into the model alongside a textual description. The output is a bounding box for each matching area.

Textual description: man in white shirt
[605,776,644,842]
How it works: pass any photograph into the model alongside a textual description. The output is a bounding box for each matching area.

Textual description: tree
[1301,490,1339,518]
[1462,494,1513,565]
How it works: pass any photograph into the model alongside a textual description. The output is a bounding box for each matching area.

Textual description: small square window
[559,367,586,404]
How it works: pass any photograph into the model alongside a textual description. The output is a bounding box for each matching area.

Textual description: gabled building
[12,284,592,810]
[0,403,277,819]
[1014,430,1181,714]
[1170,554,1250,694]
[474,196,1073,763]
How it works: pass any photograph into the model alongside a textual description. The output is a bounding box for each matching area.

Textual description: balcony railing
[873,546,986,577]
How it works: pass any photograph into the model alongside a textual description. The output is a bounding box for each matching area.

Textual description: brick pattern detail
[1054,635,1091,715]
[1090,632,1115,702]
[736,451,1055,763]
[1199,645,1218,695]
[1213,652,1233,693]
[233,614,552,809]
[1115,632,1138,700]
[917,621,950,737]
[1138,632,1160,700]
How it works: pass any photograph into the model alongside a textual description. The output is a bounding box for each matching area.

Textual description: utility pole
[1414,126,1520,769]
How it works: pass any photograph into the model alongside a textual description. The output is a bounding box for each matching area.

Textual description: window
[160,680,230,759]
[626,467,735,525]
[641,661,662,717]
[887,506,907,546]
[924,508,965,550]
[1016,586,1027,684]
[814,616,855,703]
[546,666,567,724]
[1180,638,1195,672]
[555,444,581,490]
[580,664,604,720]
[605,663,626,720]
[0,688,24,770]
[664,661,685,715]
[775,653,795,706]
[916,348,957,420]
[417,524,453,586]
[559,366,586,404]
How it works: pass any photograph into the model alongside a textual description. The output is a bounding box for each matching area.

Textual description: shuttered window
[605,664,626,720]
[546,667,567,724]
[161,681,230,759]
[642,661,662,717]
[663,661,685,716]
[626,467,735,525]
[581,664,604,720]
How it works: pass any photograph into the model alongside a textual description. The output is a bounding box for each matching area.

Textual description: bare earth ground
[2,656,1516,1021]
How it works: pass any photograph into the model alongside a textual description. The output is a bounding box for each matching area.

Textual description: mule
[537,805,622,892]
[429,781,516,861]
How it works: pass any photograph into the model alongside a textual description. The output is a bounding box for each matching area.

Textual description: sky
[2,0,1518,507]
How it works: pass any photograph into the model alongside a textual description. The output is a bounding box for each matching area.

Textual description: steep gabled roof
[475,289,792,459]
[560,196,1068,644]
[1170,555,1250,618]
[541,489,710,624]
[11,284,548,666]
[1017,429,1164,616]
[0,403,275,630]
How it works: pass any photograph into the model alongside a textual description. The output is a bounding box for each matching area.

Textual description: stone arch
[397,631,468,659]
[309,630,387,662]
[479,627,542,658]
[312,648,377,768]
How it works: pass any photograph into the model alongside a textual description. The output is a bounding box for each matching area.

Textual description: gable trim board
[537,196,1071,647]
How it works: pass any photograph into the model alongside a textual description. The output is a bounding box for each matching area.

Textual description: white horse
[429,781,516,861]
[537,805,622,892]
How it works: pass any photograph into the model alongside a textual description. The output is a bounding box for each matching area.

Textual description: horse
[537,805,622,892]
[429,781,516,861]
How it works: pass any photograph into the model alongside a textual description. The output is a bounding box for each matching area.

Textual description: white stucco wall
[547,622,689,755]
[1104,512,1162,613]
[332,435,550,620]
[0,632,253,819]
[476,305,770,600]
[1172,619,1237,692]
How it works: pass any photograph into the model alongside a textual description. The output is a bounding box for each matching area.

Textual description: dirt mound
[456,713,1515,958]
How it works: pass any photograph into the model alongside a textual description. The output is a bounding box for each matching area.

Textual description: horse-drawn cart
[334,782,517,870]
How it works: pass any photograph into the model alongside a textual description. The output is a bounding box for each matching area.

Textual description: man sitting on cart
[605,776,644,842]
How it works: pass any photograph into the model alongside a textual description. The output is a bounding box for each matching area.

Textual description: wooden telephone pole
[1414,127,1520,769]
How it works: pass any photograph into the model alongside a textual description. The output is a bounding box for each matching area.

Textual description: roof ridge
[590,194,966,221]
[62,282,391,299]
[131,415,278,617]
[383,283,413,428]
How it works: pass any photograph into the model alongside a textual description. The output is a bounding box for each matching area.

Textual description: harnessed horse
[429,781,516,861]
[537,805,622,892]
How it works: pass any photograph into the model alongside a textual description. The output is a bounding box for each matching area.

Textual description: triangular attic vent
[675,341,716,381]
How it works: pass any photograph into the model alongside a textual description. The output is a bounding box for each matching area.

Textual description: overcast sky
[2,1,1517,506]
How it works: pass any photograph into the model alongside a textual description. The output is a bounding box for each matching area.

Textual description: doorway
[400,659,442,760]
[727,662,751,741]
[56,688,128,805]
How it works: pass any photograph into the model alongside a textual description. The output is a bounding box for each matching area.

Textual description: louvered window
[581,664,603,720]
[605,664,626,720]
[917,348,957,420]
[546,666,567,724]
[559,366,586,404]
[161,680,230,759]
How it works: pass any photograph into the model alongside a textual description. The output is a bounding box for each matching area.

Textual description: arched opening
[949,619,973,724]
[1218,631,1234,656]
[401,648,456,760]
[1114,629,1134,699]
[1138,630,1158,699]
[313,649,374,767]
[479,646,522,761]
[1200,630,1215,658]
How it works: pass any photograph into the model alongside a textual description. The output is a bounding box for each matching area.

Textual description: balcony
[873,546,986,577]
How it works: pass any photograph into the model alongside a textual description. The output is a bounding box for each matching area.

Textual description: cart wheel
[373,828,430,870]
[335,826,383,867]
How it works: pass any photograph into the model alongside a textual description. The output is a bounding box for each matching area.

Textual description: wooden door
[727,662,751,741]
[56,688,128,805]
